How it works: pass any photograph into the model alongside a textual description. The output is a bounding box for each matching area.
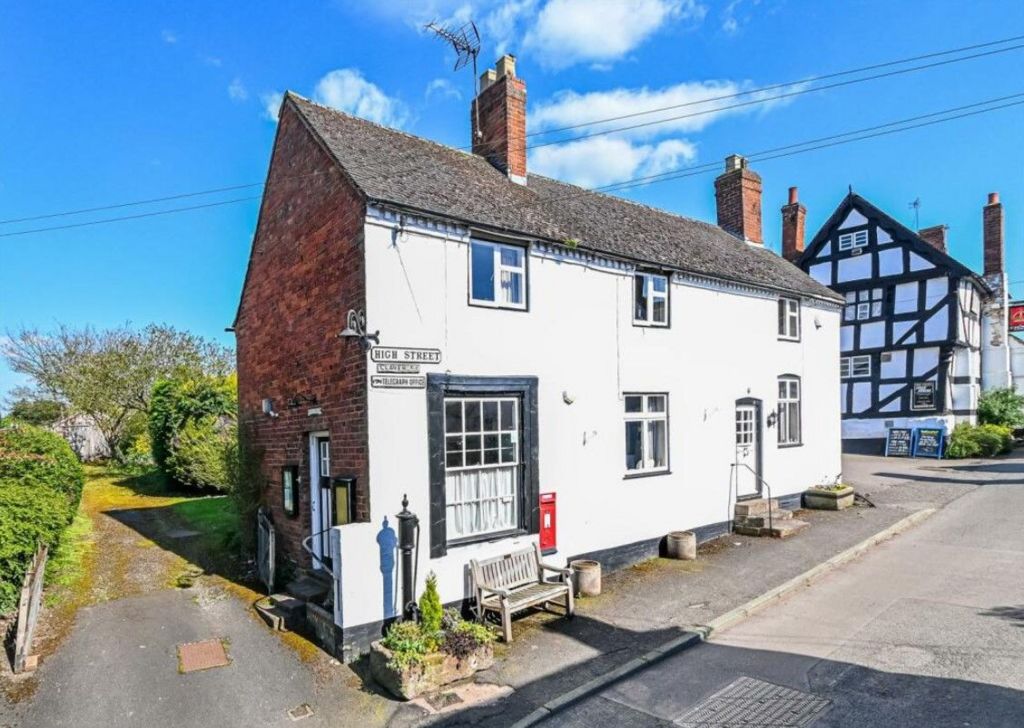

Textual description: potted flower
[803,481,855,510]
[369,573,496,700]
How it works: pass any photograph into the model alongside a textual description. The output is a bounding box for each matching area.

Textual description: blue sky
[2,1,1023,401]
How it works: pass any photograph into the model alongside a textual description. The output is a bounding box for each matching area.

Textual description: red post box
[539,493,557,554]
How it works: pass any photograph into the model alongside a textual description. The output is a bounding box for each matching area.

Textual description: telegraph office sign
[370,346,439,389]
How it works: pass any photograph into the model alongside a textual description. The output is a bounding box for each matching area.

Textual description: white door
[309,433,331,568]
[735,404,760,499]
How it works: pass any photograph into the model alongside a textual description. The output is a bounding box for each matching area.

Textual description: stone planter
[369,640,494,701]
[570,559,602,597]
[803,485,855,511]
[666,531,697,560]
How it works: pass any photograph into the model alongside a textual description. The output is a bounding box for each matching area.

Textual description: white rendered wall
[333,213,842,631]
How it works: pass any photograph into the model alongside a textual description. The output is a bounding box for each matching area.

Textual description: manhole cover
[676,676,830,727]
[177,639,231,673]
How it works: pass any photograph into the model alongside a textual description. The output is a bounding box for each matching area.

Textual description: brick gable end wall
[235,100,369,568]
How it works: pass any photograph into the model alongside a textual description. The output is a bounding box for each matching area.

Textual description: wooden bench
[470,543,574,643]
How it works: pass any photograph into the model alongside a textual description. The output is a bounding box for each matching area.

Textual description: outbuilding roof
[287,93,841,302]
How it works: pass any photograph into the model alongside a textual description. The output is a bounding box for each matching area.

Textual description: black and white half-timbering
[796,193,991,453]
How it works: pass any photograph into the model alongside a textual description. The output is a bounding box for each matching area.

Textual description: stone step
[734,498,780,518]
[735,510,794,528]
[769,519,810,539]
[270,593,306,618]
[287,575,331,604]
[255,600,288,632]
[256,595,306,632]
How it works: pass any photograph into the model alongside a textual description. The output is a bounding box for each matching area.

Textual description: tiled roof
[288,93,841,302]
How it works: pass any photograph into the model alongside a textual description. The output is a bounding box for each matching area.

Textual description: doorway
[309,432,332,569]
[734,399,762,500]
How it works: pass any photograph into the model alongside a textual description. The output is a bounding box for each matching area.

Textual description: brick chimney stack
[984,192,1004,277]
[471,55,527,184]
[918,224,948,254]
[715,154,763,244]
[781,186,806,262]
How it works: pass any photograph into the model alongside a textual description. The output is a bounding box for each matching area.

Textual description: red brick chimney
[918,224,948,254]
[781,186,806,262]
[984,192,1004,276]
[715,154,762,244]
[471,55,527,184]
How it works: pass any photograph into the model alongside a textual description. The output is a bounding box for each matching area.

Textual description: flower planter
[666,531,697,560]
[369,640,494,700]
[803,485,855,511]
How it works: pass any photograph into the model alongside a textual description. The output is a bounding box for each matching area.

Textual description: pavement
[482,453,1024,727]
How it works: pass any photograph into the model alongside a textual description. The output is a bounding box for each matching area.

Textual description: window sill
[778,335,801,342]
[777,442,804,449]
[468,300,528,313]
[445,527,530,549]
[633,321,670,329]
[623,469,671,480]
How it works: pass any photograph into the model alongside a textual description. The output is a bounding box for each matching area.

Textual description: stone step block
[733,498,780,517]
[737,511,794,528]
[768,519,810,539]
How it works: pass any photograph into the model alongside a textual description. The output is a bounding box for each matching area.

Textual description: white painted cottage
[235,55,844,657]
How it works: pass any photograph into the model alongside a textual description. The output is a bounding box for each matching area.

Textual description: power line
[2,94,1020,240]
[0,197,262,238]
[3,35,1023,227]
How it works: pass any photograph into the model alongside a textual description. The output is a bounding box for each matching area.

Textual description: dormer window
[634,273,669,326]
[470,240,527,309]
[837,230,869,251]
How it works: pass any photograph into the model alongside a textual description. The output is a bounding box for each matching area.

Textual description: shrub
[166,418,235,492]
[946,422,1013,459]
[419,571,443,636]
[225,424,264,553]
[978,388,1024,429]
[381,620,430,670]
[442,620,496,659]
[0,424,85,613]
[8,399,62,427]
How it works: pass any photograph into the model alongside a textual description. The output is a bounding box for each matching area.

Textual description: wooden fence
[13,543,48,673]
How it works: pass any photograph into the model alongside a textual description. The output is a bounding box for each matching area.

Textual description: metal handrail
[301,527,337,579]
[731,462,774,533]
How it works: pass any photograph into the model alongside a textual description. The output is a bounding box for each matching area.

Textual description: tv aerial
[425,20,483,136]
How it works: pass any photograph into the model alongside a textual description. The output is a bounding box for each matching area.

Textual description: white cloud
[530,136,695,187]
[720,0,760,35]
[161,29,178,44]
[261,91,284,121]
[228,78,248,102]
[313,69,409,128]
[524,0,704,69]
[425,77,463,101]
[481,0,538,56]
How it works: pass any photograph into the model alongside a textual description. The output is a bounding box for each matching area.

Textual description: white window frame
[841,355,871,379]
[777,376,802,446]
[838,229,869,251]
[623,393,669,475]
[633,272,670,327]
[443,396,521,542]
[469,239,527,310]
[843,288,884,321]
[778,297,800,340]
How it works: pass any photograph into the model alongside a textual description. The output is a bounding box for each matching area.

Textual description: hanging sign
[370,347,441,365]
[1010,302,1024,332]
[912,428,945,459]
[371,374,427,389]
[911,381,936,410]
[885,428,913,457]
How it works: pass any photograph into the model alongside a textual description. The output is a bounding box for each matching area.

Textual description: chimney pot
[788,186,799,205]
[496,54,516,79]
[988,191,1000,205]
[715,154,763,244]
[478,68,497,93]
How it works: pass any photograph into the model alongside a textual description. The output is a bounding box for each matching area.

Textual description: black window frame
[427,374,539,557]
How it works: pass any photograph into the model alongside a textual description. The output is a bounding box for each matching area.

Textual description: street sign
[370,374,426,389]
[370,347,441,364]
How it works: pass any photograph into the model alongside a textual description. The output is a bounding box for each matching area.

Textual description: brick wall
[235,99,369,568]
[715,162,763,244]
[984,193,1004,277]
[471,73,527,179]
[918,225,948,254]
[781,189,806,262]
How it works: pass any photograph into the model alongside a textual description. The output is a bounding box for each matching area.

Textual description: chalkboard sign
[911,381,936,410]
[913,428,944,459]
[885,428,913,457]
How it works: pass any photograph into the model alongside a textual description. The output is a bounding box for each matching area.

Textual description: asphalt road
[527,455,1024,727]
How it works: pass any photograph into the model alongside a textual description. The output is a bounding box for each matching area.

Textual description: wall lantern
[767,410,778,428]
[262,398,279,418]
[282,465,299,517]
[338,309,380,351]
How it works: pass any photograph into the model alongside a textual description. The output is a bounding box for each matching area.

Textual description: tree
[2,324,233,461]
[977,388,1024,429]
[7,398,62,427]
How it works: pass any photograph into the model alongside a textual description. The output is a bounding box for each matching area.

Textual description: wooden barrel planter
[570,559,601,597]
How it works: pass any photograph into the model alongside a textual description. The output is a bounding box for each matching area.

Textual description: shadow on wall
[979,605,1024,627]
[377,516,398,620]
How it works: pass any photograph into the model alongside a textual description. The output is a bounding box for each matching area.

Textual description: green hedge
[0,423,85,614]
[946,422,1014,459]
[977,388,1024,429]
